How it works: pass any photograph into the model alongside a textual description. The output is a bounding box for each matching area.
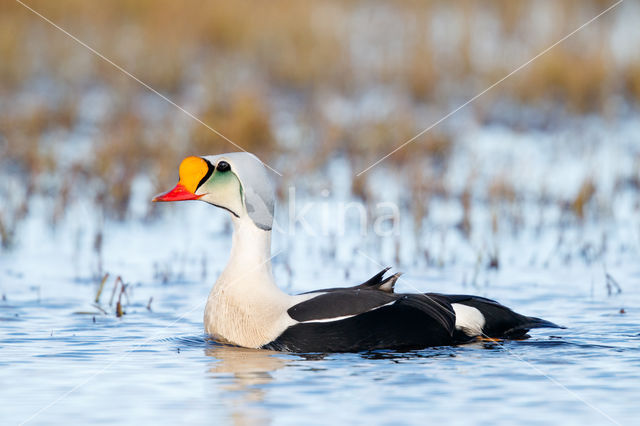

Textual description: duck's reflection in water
[205,344,291,425]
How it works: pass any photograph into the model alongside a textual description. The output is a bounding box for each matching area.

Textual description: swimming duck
[153,152,562,352]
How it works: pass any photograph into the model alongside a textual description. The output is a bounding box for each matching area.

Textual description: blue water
[2,246,638,425]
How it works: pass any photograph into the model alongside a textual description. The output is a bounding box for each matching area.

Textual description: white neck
[225,214,274,279]
[204,214,295,348]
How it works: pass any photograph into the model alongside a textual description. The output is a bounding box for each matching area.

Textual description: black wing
[266,295,456,353]
[288,289,397,322]
[266,291,456,353]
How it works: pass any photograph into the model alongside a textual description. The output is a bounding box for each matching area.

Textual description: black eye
[216,161,231,172]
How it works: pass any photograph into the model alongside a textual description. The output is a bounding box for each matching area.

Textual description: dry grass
[572,179,597,220]
[512,49,611,113]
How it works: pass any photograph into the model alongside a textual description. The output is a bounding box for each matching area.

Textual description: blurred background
[1,0,639,270]
[3,2,640,424]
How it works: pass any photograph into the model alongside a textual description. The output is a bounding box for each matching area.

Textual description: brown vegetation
[0,0,636,248]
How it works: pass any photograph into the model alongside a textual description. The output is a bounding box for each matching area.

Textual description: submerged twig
[605,272,622,296]
[95,273,109,304]
[115,278,128,317]
[109,276,123,306]
[91,303,108,315]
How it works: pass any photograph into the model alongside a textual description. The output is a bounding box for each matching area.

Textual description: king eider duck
[153,152,563,353]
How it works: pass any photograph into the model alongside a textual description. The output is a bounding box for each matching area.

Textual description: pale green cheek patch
[201,171,244,217]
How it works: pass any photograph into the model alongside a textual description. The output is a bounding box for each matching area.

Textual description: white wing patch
[299,301,397,324]
[301,314,357,323]
[452,303,486,336]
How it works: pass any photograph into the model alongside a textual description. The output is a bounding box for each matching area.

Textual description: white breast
[204,277,318,348]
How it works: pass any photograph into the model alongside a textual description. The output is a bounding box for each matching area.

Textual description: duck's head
[153,152,274,231]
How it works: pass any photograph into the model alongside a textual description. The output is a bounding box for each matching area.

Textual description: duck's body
[155,152,562,353]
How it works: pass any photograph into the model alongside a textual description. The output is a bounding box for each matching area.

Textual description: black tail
[506,316,565,338]
[434,293,565,340]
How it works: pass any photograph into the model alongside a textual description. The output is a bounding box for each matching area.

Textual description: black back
[265,293,456,353]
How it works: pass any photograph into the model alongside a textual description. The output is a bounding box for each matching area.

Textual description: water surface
[2,236,638,425]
